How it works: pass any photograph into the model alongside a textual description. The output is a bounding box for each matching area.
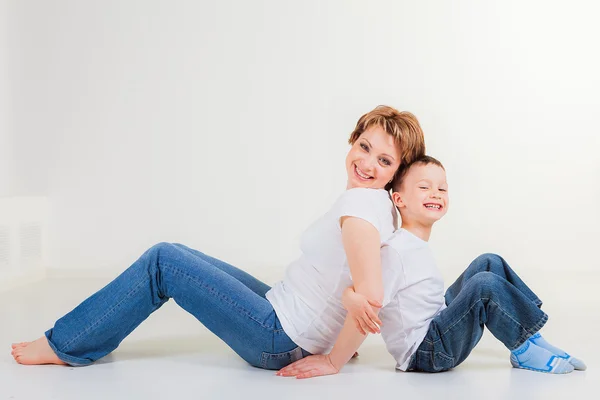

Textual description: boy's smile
[392,162,449,240]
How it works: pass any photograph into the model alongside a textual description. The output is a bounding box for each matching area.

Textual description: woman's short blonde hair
[348,105,426,190]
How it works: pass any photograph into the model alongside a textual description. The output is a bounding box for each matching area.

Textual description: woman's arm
[276,216,383,378]
[329,216,384,366]
[342,286,382,335]
[276,315,369,379]
[340,216,384,305]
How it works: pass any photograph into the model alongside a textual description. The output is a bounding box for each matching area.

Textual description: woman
[11,105,426,377]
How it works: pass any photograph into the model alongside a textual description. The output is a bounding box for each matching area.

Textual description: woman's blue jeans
[406,253,548,372]
[44,242,310,369]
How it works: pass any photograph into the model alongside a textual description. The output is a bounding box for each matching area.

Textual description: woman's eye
[360,143,369,151]
[380,158,391,166]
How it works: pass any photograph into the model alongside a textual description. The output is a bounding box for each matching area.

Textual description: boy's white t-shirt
[266,188,396,355]
[378,228,447,371]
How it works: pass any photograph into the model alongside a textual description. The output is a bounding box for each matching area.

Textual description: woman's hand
[276,354,340,379]
[342,286,382,335]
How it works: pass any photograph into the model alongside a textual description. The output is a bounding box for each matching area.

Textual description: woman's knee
[474,253,503,266]
[144,242,182,266]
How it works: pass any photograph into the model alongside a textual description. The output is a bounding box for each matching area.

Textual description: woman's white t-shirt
[266,188,396,354]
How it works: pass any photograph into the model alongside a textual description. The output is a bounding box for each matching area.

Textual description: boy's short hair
[348,105,426,191]
[391,155,445,192]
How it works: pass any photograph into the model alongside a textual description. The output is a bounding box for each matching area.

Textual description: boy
[342,156,586,374]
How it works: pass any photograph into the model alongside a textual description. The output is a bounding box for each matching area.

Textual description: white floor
[1,273,599,400]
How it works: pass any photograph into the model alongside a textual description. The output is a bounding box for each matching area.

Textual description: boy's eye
[360,143,369,151]
[419,186,429,190]
[439,188,447,192]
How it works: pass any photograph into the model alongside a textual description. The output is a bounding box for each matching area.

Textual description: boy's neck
[400,221,433,242]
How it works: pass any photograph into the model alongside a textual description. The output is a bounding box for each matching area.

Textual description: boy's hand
[341,286,382,335]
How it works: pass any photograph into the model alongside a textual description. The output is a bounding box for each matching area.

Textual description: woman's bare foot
[11,337,67,365]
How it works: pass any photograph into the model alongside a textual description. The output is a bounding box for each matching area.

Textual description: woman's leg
[406,271,574,373]
[12,243,303,368]
[444,253,542,307]
[171,243,271,298]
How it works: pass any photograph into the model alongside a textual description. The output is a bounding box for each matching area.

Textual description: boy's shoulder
[383,228,429,254]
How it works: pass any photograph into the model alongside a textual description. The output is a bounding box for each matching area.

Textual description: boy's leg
[444,253,542,308]
[442,253,586,371]
[14,243,303,369]
[408,272,572,373]
[171,243,271,298]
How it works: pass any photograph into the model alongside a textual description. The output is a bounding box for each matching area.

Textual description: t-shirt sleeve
[381,246,405,307]
[335,188,388,234]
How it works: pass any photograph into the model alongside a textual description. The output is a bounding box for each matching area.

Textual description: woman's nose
[365,156,379,171]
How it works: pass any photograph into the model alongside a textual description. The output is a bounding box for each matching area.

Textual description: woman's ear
[391,191,405,209]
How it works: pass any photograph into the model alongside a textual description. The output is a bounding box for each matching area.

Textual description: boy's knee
[468,272,503,296]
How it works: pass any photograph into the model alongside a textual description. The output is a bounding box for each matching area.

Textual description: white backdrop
[0,0,11,198]
[5,0,600,284]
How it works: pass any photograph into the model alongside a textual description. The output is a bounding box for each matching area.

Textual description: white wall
[8,0,600,282]
[0,0,12,197]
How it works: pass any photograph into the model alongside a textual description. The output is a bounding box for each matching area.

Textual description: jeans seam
[438,297,488,339]
[61,276,148,353]
[487,298,527,332]
[438,297,526,340]
[436,295,547,352]
[487,298,548,350]
[509,313,548,350]
[162,263,274,330]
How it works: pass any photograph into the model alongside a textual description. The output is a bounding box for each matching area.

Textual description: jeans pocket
[433,351,455,371]
[260,346,306,370]
[416,350,455,373]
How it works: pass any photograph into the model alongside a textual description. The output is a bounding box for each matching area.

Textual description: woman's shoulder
[332,188,395,234]
[337,187,391,206]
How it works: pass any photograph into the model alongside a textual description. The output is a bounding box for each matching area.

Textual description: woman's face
[345,126,401,190]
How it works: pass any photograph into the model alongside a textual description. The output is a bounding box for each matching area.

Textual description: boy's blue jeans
[406,253,548,372]
[44,242,310,369]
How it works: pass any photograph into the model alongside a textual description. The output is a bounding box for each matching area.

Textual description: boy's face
[392,163,449,226]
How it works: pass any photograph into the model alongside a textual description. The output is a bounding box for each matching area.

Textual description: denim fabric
[407,253,548,373]
[45,242,310,369]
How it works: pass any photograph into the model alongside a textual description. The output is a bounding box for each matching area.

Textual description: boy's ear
[391,191,405,209]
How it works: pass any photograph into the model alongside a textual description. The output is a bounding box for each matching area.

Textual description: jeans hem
[44,329,92,367]
[509,312,549,351]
